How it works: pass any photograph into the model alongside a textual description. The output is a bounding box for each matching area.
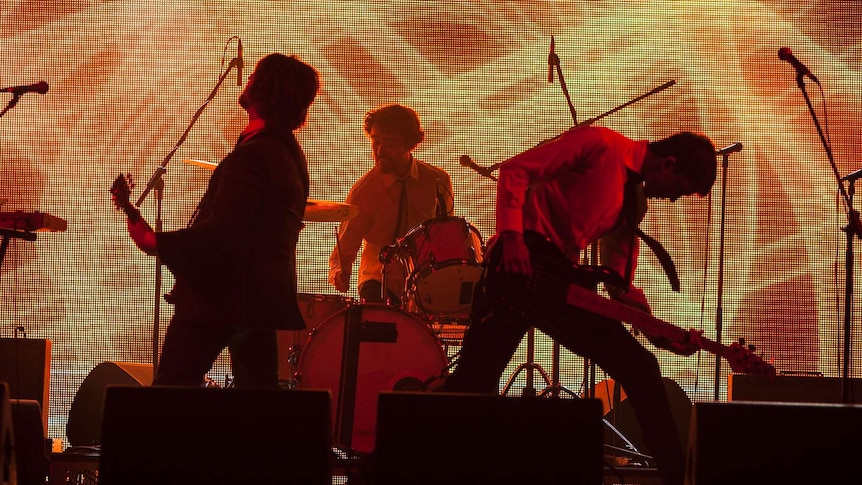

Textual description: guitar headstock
[110,173,140,222]
[722,339,776,380]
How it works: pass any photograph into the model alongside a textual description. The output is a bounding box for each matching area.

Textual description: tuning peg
[738,337,746,346]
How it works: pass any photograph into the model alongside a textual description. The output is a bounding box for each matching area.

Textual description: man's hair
[648,132,717,196]
[242,53,319,131]
[363,104,425,150]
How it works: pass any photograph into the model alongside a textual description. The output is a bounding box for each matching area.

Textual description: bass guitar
[485,231,776,378]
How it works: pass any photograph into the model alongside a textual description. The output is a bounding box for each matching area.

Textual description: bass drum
[296,304,447,454]
[277,293,353,383]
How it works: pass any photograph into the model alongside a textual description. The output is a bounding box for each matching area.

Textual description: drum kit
[288,193,486,454]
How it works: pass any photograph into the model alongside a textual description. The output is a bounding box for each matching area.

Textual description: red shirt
[496,126,648,284]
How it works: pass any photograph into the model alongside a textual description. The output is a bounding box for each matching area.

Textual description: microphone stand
[547,36,578,125]
[485,80,677,175]
[792,71,862,404]
[713,147,739,400]
[0,94,22,118]
[135,55,242,378]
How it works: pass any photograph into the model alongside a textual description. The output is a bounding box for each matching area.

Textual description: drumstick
[334,225,345,284]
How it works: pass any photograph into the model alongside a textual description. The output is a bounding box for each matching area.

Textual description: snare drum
[277,293,353,383]
[296,304,448,453]
[399,216,484,318]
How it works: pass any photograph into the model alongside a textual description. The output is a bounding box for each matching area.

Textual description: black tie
[392,178,408,242]
[623,174,680,292]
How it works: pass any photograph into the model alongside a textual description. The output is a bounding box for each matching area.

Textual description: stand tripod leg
[538,340,578,398]
[501,327,551,397]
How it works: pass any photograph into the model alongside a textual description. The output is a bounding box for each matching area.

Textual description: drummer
[329,103,454,304]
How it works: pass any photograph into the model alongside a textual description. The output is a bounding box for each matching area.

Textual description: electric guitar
[486,231,776,378]
[110,173,141,223]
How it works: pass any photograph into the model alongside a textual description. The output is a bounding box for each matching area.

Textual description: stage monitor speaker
[0,383,18,485]
[98,386,331,485]
[10,400,48,485]
[728,373,862,403]
[0,339,51,431]
[686,401,862,484]
[65,361,152,447]
[374,392,603,484]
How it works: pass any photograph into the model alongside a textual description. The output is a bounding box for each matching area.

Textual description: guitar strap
[623,171,680,292]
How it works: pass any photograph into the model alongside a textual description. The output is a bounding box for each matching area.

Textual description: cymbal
[304,199,359,222]
[183,159,218,170]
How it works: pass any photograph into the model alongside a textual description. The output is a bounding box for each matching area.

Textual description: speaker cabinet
[0,383,18,485]
[65,362,152,446]
[728,373,862,403]
[0,339,51,431]
[686,401,862,484]
[98,387,331,485]
[10,400,48,485]
[374,392,603,484]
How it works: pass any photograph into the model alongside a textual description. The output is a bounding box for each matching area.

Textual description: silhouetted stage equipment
[0,211,67,232]
[98,387,331,485]
[66,362,153,447]
[1,382,17,485]
[0,338,51,432]
[686,401,862,484]
[591,377,691,459]
[374,391,603,484]
[729,373,862,403]
[9,399,48,485]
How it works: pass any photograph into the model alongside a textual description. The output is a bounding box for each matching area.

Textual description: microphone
[778,47,819,84]
[0,81,49,95]
[842,168,862,182]
[435,179,447,217]
[547,36,555,83]
[716,142,743,155]
[459,155,497,181]
[236,38,244,86]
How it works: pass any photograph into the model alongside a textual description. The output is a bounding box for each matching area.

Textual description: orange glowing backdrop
[1,0,861,444]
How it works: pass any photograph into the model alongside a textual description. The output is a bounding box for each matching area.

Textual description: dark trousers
[446,281,686,485]
[358,279,401,305]
[154,310,279,388]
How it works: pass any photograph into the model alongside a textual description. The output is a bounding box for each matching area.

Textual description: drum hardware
[378,243,407,306]
[335,305,370,451]
[501,327,551,398]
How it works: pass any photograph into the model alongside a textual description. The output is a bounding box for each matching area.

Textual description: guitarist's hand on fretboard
[111,173,158,257]
[646,327,703,357]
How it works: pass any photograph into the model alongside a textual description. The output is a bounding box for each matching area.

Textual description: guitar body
[483,230,625,316]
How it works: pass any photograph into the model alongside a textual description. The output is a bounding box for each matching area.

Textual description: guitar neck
[120,202,141,223]
[564,282,720,353]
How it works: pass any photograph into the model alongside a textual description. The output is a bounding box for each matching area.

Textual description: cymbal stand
[501,327,551,397]
[538,340,578,398]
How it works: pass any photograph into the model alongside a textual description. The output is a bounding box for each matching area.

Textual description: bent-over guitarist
[445,126,719,485]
